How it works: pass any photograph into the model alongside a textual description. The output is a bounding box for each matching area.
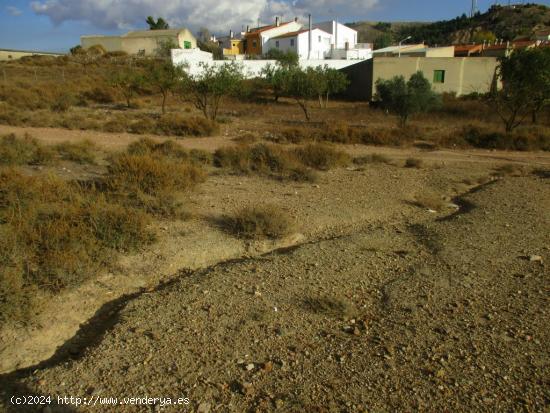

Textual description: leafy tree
[261,63,292,102]
[146,16,169,30]
[110,68,145,108]
[375,71,440,126]
[492,48,550,131]
[179,62,244,120]
[374,33,393,49]
[324,67,349,107]
[283,67,319,121]
[264,49,299,67]
[472,30,496,44]
[155,39,179,58]
[145,60,187,114]
[197,40,223,60]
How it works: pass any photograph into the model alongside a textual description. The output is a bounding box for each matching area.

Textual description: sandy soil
[0,126,549,412]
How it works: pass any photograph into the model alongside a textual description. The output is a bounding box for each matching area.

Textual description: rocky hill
[348,3,550,47]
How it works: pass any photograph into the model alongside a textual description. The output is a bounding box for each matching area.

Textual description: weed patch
[222,204,294,239]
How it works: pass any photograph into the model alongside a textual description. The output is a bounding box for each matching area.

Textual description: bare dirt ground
[0,126,549,412]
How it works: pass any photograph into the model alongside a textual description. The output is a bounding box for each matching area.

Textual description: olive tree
[180,62,244,120]
[144,60,187,114]
[493,48,550,131]
[110,68,144,108]
[375,71,440,126]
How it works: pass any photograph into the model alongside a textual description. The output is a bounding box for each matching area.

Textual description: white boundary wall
[171,48,369,78]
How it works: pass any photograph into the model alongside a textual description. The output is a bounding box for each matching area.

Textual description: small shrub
[82,87,115,104]
[223,204,294,239]
[50,92,73,113]
[412,193,446,211]
[353,153,392,165]
[405,157,423,168]
[233,132,259,145]
[157,114,219,137]
[55,140,97,164]
[128,118,156,134]
[294,143,350,170]
[0,134,55,165]
[106,153,206,195]
[280,126,315,144]
[318,121,360,144]
[103,118,128,133]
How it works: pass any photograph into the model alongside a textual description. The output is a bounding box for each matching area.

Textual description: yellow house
[81,28,197,56]
[222,39,245,56]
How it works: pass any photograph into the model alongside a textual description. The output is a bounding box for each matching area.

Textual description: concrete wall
[369,57,498,99]
[0,49,62,61]
[81,36,123,52]
[172,48,367,78]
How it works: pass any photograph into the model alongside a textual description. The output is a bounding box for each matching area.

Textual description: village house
[241,18,302,56]
[264,28,332,59]
[81,28,197,56]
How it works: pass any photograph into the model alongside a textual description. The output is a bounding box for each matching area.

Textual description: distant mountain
[347,3,550,47]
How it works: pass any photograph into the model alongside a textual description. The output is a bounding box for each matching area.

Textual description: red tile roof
[246,21,294,35]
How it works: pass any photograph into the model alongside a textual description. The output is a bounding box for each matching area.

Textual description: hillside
[348,3,550,47]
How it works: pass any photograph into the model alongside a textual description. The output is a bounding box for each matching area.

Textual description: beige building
[81,28,197,56]
[341,56,500,100]
[0,48,62,61]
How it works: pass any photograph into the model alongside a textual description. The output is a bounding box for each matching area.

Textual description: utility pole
[470,0,478,17]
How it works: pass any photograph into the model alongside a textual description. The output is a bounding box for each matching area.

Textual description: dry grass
[214,143,316,182]
[0,133,55,165]
[0,169,153,326]
[412,193,447,212]
[294,143,350,170]
[222,204,294,239]
[353,153,392,165]
[55,140,97,164]
[405,158,423,168]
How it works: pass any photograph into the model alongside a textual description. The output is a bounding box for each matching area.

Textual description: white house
[313,21,358,50]
[265,28,332,59]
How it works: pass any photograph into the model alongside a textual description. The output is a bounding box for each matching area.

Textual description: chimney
[275,16,280,27]
[230,30,234,38]
[294,17,298,22]
[246,25,250,32]
[308,14,312,59]
[335,18,339,49]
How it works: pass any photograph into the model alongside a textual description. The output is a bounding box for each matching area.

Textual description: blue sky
[1,0,549,52]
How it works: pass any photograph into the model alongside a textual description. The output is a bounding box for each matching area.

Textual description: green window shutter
[433,70,445,83]
[184,41,192,49]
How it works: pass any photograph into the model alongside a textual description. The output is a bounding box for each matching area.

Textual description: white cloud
[30,0,378,33]
[6,6,23,16]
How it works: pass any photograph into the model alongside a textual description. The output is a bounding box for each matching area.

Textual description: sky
[1,0,549,52]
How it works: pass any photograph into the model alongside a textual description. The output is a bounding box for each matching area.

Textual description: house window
[184,40,192,49]
[252,40,257,48]
[318,35,321,43]
[290,39,295,47]
[433,70,445,83]
[276,40,279,48]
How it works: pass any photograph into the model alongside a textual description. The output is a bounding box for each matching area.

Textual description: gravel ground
[1,174,548,413]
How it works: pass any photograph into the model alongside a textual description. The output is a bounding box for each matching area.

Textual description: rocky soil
[1,171,548,412]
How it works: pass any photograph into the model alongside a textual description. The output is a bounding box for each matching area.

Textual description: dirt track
[0,158,548,412]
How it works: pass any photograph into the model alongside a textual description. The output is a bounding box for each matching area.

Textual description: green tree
[324,67,349,107]
[375,71,440,126]
[264,49,299,67]
[145,60,187,114]
[283,67,319,121]
[374,32,394,49]
[146,16,169,30]
[261,63,292,102]
[155,39,179,58]
[493,48,550,131]
[472,30,496,44]
[179,62,244,120]
[110,68,144,108]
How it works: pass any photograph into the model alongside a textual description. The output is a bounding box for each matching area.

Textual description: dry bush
[279,126,316,144]
[213,143,316,182]
[82,86,115,104]
[0,134,55,165]
[127,138,210,165]
[294,143,350,170]
[102,117,129,133]
[353,153,392,165]
[128,118,157,134]
[55,140,97,164]
[157,114,219,137]
[412,193,446,211]
[405,158,423,168]
[0,169,153,326]
[358,127,417,146]
[106,153,206,195]
[457,125,550,151]
[318,121,361,144]
[50,92,74,113]
[233,132,259,145]
[492,163,528,177]
[222,204,294,239]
